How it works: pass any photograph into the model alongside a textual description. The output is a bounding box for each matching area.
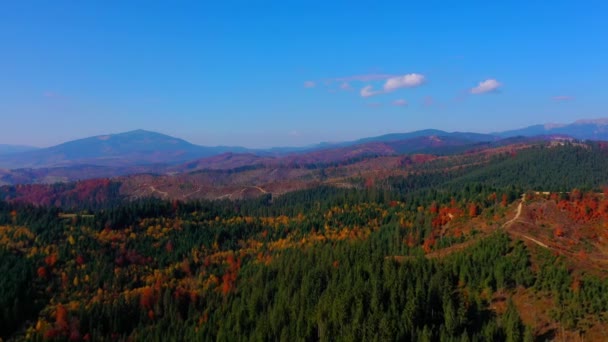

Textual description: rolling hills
[4,140,608,340]
[3,138,608,206]
[1,118,608,188]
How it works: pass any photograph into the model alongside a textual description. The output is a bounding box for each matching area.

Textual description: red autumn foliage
[37,266,48,279]
[404,232,418,248]
[577,250,588,261]
[140,287,155,309]
[165,240,174,253]
[422,236,436,253]
[56,304,69,331]
[555,190,608,223]
[189,290,198,304]
[221,254,242,296]
[501,194,509,207]
[76,255,85,266]
[44,329,62,339]
[468,203,478,217]
[4,179,118,207]
[452,228,463,238]
[431,205,463,228]
[571,277,581,293]
[570,189,582,201]
[61,272,69,288]
[181,259,192,276]
[221,274,233,296]
[411,154,437,164]
[115,249,151,266]
[45,253,58,267]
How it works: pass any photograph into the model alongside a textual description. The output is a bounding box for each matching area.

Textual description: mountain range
[0,144,39,156]
[1,118,608,186]
[494,118,608,139]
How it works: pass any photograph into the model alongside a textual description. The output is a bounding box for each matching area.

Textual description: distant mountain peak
[574,118,608,126]
[89,129,165,142]
[0,129,252,169]
[113,129,170,137]
[497,117,608,141]
[122,129,158,134]
[543,123,565,130]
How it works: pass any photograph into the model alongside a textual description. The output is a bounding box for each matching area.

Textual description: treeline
[449,143,608,191]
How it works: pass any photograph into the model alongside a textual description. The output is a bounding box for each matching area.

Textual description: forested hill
[3,141,608,340]
[2,141,608,209]
[2,186,608,340]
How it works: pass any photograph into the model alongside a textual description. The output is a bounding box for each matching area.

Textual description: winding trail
[500,194,550,250]
[501,195,524,229]
[251,186,268,194]
[182,188,203,199]
[217,186,269,200]
[149,186,169,197]
[514,234,549,249]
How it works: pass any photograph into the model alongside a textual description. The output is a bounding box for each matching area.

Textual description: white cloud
[470,79,501,94]
[303,81,316,88]
[359,73,426,97]
[383,73,425,91]
[392,99,408,106]
[360,85,382,98]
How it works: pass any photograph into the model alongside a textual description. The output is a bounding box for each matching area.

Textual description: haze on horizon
[1,1,606,148]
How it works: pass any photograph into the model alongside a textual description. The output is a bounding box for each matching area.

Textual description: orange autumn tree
[422,235,436,253]
[468,203,478,218]
[221,254,242,296]
[501,194,509,207]
[140,286,156,311]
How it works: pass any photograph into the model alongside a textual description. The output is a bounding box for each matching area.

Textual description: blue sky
[1,1,606,148]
